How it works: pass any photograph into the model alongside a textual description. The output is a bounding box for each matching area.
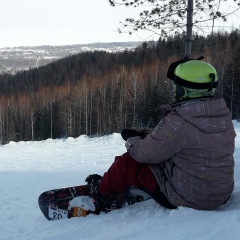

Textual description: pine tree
[223,43,240,120]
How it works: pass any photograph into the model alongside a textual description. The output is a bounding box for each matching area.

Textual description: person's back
[158,98,235,209]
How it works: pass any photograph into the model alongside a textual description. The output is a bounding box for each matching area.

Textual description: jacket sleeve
[129,113,186,164]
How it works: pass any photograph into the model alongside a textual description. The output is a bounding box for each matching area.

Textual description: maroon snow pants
[98,152,158,195]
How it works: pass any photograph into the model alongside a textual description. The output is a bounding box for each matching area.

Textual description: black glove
[85,174,102,195]
[121,128,152,141]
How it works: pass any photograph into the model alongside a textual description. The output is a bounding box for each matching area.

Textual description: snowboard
[38,185,151,221]
[38,185,94,220]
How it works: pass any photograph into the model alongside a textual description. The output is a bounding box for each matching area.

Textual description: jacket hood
[173,98,232,133]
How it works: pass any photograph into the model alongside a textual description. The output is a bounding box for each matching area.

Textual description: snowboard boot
[85,174,144,213]
[102,189,146,212]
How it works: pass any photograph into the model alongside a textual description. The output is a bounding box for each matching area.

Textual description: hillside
[0,31,240,144]
[0,42,142,74]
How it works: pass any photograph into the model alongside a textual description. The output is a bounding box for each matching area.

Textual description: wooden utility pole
[185,0,193,58]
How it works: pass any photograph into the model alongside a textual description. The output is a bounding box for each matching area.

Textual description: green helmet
[167,59,218,100]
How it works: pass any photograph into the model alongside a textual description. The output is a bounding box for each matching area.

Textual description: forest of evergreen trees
[0,30,240,144]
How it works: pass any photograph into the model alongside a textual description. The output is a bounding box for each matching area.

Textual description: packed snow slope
[1,121,240,240]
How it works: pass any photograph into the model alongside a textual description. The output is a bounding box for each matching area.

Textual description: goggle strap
[208,73,216,91]
[174,75,218,90]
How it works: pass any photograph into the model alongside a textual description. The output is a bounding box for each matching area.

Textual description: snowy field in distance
[0,121,240,240]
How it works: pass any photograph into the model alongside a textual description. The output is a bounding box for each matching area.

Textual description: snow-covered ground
[1,121,240,240]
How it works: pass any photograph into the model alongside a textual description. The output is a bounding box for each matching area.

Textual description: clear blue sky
[0,0,239,48]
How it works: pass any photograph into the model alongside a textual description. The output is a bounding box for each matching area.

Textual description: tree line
[0,30,239,144]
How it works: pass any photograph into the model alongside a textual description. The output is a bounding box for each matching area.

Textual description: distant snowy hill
[0,121,240,240]
[0,42,142,74]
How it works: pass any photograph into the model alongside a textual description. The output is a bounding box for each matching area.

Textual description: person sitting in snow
[83,59,236,212]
